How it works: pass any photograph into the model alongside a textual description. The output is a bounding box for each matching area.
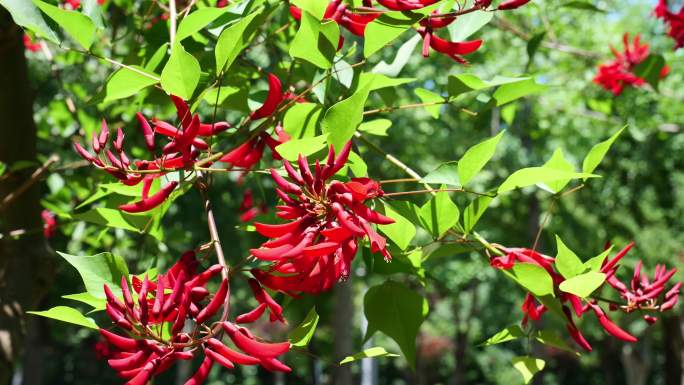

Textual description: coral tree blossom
[250,142,394,294]
[490,243,680,351]
[287,0,506,63]
[100,251,290,385]
[593,33,669,95]
[655,0,684,49]
[74,73,286,213]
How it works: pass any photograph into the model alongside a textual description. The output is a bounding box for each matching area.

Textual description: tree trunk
[662,314,683,385]
[0,9,55,385]
[332,279,354,385]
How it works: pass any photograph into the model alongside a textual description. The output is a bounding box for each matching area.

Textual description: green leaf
[584,246,613,272]
[283,103,322,138]
[555,235,585,279]
[57,251,129,299]
[143,44,168,72]
[559,271,606,298]
[34,0,96,49]
[492,78,548,106]
[364,280,428,368]
[275,134,329,161]
[102,66,159,103]
[526,32,546,62]
[215,11,260,73]
[512,356,546,384]
[347,151,368,177]
[160,43,200,100]
[358,119,391,136]
[561,1,606,12]
[419,190,460,238]
[534,329,579,354]
[290,0,328,19]
[73,207,158,235]
[508,263,555,297]
[497,167,598,193]
[448,9,492,42]
[289,307,319,348]
[82,0,104,29]
[290,12,339,69]
[414,88,443,119]
[364,11,422,58]
[463,195,493,233]
[582,126,626,177]
[359,73,416,91]
[176,7,227,41]
[458,130,505,185]
[321,80,373,150]
[28,306,98,329]
[478,325,525,346]
[422,163,460,186]
[0,0,60,43]
[447,74,530,98]
[62,292,106,311]
[538,148,574,193]
[633,54,666,90]
[340,347,399,365]
[372,34,421,76]
[378,202,416,250]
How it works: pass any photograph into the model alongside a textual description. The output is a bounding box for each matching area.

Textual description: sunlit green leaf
[340,347,399,365]
[28,306,98,329]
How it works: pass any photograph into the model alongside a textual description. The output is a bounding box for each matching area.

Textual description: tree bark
[332,279,354,385]
[662,314,683,385]
[0,9,55,385]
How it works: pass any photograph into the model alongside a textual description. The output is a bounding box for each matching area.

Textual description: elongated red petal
[222,322,290,358]
[119,181,178,213]
[251,73,283,119]
[183,355,214,385]
[195,279,229,324]
[207,338,261,365]
[255,218,304,238]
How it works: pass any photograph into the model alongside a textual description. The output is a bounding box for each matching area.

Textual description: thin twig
[198,178,231,335]
[1,155,59,210]
[169,0,177,46]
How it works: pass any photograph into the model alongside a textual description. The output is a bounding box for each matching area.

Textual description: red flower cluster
[250,142,394,294]
[101,251,290,385]
[75,74,286,213]
[593,33,669,95]
[288,0,497,64]
[491,243,680,351]
[606,258,681,322]
[289,0,379,37]
[23,34,42,52]
[655,0,684,49]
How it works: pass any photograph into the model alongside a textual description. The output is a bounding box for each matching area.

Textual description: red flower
[100,252,290,384]
[593,33,669,95]
[23,34,42,53]
[73,95,231,212]
[655,0,684,49]
[289,0,379,37]
[41,209,57,238]
[376,0,440,10]
[491,242,681,351]
[250,142,394,294]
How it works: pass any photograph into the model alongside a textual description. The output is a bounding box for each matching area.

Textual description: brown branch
[0,154,58,210]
